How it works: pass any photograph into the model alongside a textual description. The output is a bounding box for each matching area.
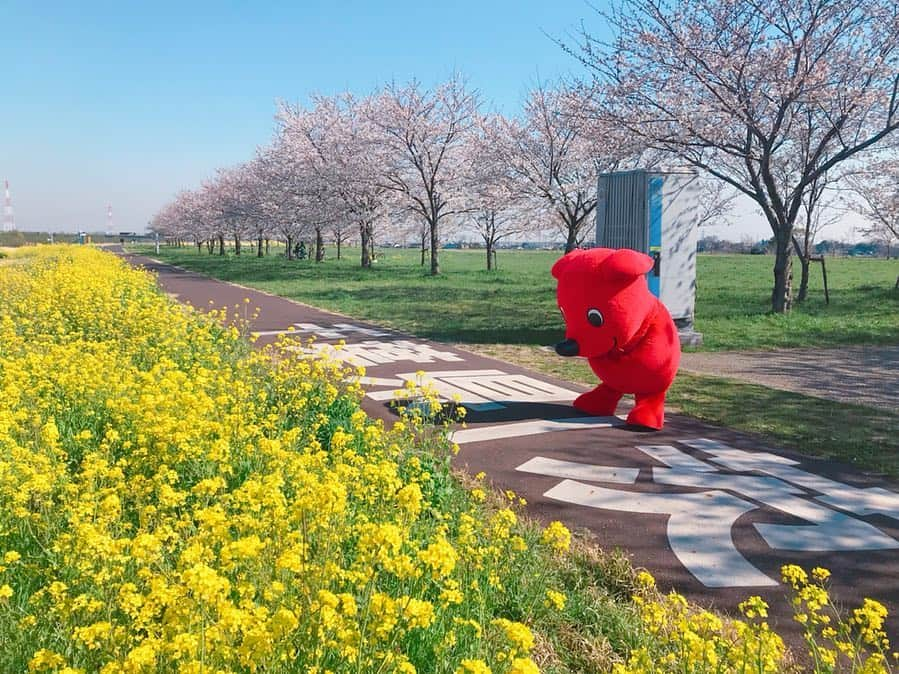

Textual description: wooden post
[811,255,830,305]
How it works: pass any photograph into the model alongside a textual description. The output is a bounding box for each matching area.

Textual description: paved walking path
[681,346,899,411]
[121,249,899,643]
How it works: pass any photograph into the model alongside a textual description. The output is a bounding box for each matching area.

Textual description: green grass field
[135,243,899,476]
[138,245,899,351]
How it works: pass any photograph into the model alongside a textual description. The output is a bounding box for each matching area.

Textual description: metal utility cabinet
[595,169,702,346]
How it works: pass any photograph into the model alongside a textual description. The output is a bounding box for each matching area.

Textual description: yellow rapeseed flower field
[0,247,544,673]
[0,247,894,674]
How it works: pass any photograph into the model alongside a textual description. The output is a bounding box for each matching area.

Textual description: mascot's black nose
[555,339,579,357]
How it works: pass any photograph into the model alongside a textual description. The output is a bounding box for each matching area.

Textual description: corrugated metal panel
[596,171,647,252]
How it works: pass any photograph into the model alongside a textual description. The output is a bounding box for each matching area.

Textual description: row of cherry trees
[154,0,899,311]
[152,77,628,275]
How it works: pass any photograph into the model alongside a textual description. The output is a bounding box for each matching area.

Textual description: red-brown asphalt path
[120,249,899,644]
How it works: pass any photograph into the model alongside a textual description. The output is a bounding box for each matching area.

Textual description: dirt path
[681,346,899,411]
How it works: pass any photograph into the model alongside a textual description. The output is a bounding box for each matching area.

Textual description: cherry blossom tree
[369,75,479,275]
[253,143,310,260]
[574,0,899,311]
[278,94,389,268]
[207,164,263,256]
[846,156,899,285]
[496,82,636,253]
[463,114,525,269]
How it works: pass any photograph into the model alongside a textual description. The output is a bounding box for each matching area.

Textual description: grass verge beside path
[136,245,899,351]
[471,344,899,478]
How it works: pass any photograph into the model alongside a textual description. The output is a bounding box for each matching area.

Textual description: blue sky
[0,2,820,240]
[2,1,605,233]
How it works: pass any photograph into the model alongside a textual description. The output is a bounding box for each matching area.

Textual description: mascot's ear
[602,248,654,282]
[551,249,586,280]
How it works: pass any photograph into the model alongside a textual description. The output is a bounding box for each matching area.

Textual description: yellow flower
[545,589,566,610]
[417,536,458,578]
[403,597,435,629]
[72,621,112,650]
[781,564,808,589]
[492,618,535,653]
[455,659,491,674]
[540,521,571,553]
[508,658,540,674]
[812,566,831,582]
[635,570,656,589]
[28,649,67,672]
[739,595,769,619]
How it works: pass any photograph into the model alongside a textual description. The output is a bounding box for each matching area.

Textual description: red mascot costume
[552,247,680,429]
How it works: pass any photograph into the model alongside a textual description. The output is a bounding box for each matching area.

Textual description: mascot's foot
[626,392,666,430]
[573,385,623,416]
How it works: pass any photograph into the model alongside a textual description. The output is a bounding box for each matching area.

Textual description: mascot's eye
[586,308,604,327]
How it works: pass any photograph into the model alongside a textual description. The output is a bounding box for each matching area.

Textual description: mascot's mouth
[554,338,579,357]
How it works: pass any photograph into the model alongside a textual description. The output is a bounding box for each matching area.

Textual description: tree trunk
[360,222,371,268]
[420,230,427,266]
[771,232,793,313]
[234,235,241,255]
[797,256,811,303]
[315,227,324,262]
[218,235,225,256]
[286,235,293,260]
[369,233,376,262]
[486,240,494,270]
[257,236,263,257]
[429,221,440,275]
[564,221,578,253]
[206,239,214,254]
[196,240,203,253]
[336,237,342,260]
[265,238,270,256]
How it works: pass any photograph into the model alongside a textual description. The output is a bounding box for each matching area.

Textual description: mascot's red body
[552,247,680,429]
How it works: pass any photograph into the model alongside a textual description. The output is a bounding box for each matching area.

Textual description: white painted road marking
[452,417,622,445]
[252,322,390,340]
[365,369,579,411]
[521,439,899,587]
[680,439,899,522]
[652,467,899,552]
[304,340,464,367]
[515,455,638,484]
[543,479,777,587]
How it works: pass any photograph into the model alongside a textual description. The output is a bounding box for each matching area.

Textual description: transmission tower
[2,180,14,232]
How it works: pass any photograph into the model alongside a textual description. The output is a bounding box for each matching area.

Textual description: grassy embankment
[136,245,899,476]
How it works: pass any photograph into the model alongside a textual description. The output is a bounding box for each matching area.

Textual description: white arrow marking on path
[543,479,777,587]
